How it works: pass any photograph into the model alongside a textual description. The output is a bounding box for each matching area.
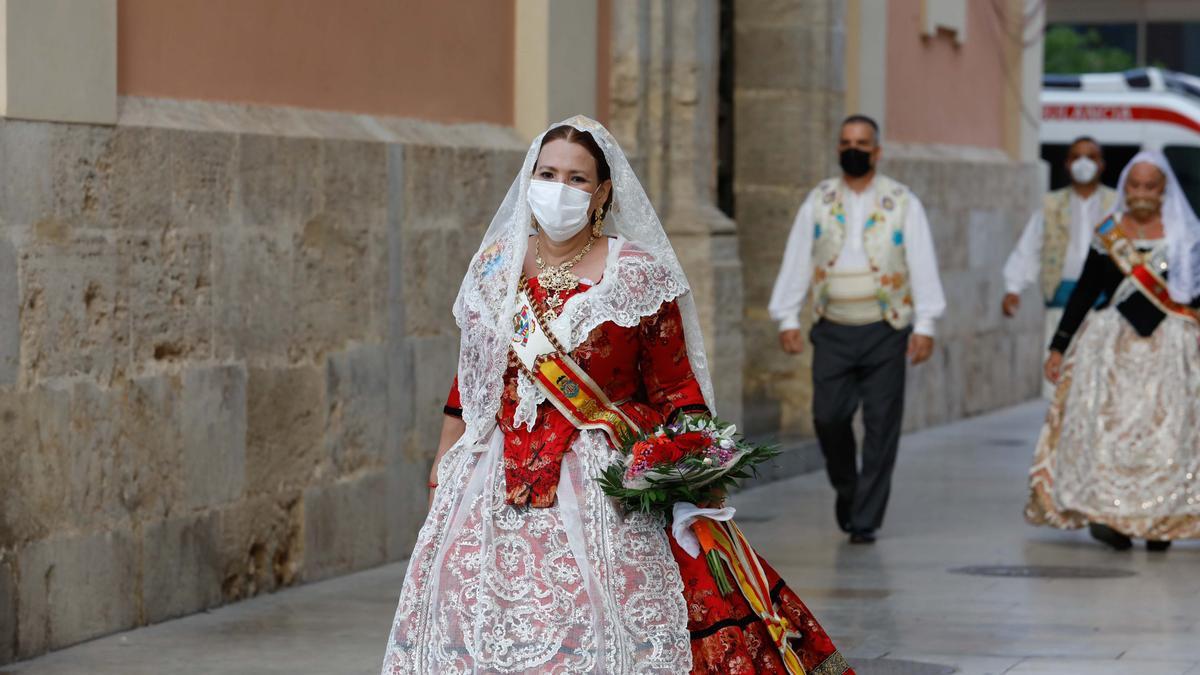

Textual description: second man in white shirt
[1000,136,1116,397]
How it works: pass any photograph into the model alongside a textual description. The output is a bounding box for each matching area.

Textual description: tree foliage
[1044,25,1136,75]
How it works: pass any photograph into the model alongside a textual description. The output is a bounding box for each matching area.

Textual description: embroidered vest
[1039,186,1117,303]
[810,174,914,330]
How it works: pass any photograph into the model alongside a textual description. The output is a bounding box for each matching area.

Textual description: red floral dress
[445,276,852,675]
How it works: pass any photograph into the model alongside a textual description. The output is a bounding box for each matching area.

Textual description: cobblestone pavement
[9,401,1199,675]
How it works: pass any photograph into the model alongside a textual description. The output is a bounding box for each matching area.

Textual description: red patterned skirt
[668,534,855,675]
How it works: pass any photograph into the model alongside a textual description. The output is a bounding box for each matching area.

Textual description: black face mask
[839,148,874,178]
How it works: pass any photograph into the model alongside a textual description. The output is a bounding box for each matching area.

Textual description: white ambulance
[1040,67,1200,211]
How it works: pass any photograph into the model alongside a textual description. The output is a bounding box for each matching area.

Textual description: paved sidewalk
[9,401,1200,675]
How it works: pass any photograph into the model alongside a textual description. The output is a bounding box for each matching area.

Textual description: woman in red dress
[381,116,852,675]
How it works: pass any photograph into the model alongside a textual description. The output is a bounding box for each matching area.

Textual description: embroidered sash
[1095,217,1200,327]
[510,285,641,447]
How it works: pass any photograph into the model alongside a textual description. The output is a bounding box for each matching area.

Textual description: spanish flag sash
[1096,217,1200,327]
[510,286,641,447]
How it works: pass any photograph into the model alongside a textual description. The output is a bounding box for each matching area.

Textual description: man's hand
[907,334,934,365]
[779,329,805,354]
[1002,292,1021,317]
[1044,351,1063,384]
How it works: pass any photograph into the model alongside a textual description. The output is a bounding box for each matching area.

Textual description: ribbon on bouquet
[692,517,807,675]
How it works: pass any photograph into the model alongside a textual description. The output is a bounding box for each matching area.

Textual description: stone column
[733,0,845,439]
[608,0,744,422]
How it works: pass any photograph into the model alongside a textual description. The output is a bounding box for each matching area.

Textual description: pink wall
[884,0,1007,149]
[117,0,515,126]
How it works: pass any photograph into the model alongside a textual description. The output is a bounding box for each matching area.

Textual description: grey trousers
[810,319,910,533]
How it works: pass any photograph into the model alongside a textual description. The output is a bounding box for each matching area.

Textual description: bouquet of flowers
[597,415,779,515]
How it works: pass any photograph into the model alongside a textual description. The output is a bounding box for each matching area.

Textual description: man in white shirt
[769,115,946,544]
[1001,136,1115,396]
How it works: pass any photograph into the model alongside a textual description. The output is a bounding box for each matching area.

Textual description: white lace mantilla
[450,116,714,444]
[381,428,691,674]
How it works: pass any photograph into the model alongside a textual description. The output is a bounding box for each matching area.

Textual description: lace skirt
[1026,309,1200,539]
[381,426,692,674]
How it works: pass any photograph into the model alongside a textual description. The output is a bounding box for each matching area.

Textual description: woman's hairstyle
[538,125,614,216]
[539,125,611,182]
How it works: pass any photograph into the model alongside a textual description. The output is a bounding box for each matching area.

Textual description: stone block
[401,228,463,338]
[0,120,54,227]
[734,186,808,306]
[302,471,388,582]
[64,376,183,528]
[410,336,459,459]
[214,492,304,601]
[51,125,172,230]
[212,228,293,362]
[903,345,949,432]
[385,456,426,563]
[366,223,389,341]
[237,134,321,229]
[735,0,829,27]
[319,139,388,233]
[123,228,214,372]
[735,25,835,91]
[734,91,839,188]
[290,212,374,359]
[967,209,1014,273]
[0,236,19,384]
[245,365,326,495]
[168,129,239,230]
[937,270,989,340]
[922,206,969,273]
[18,231,129,383]
[385,336,415,466]
[180,365,247,509]
[0,553,14,663]
[16,528,139,658]
[141,511,223,624]
[402,145,514,233]
[0,387,70,547]
[962,332,1015,415]
[325,344,388,476]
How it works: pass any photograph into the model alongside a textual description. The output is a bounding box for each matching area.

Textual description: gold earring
[591,209,605,237]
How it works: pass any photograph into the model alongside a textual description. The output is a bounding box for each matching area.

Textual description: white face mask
[1070,157,1099,185]
[527,179,594,242]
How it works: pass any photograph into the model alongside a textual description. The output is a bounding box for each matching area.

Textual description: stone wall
[0,103,525,663]
[888,145,1045,429]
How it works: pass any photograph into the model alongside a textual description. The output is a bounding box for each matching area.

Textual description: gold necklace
[535,234,595,317]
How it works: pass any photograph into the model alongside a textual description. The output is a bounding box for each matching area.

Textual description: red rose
[672,431,712,455]
[632,436,688,467]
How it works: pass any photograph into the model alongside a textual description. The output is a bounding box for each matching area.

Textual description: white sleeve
[1002,209,1044,295]
[902,196,946,337]
[768,195,816,332]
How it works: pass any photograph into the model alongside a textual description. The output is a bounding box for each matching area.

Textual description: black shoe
[849,531,876,545]
[1088,523,1132,551]
[836,497,853,533]
[1147,540,1172,552]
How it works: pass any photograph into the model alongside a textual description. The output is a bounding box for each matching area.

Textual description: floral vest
[1039,185,1117,303]
[810,174,914,330]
